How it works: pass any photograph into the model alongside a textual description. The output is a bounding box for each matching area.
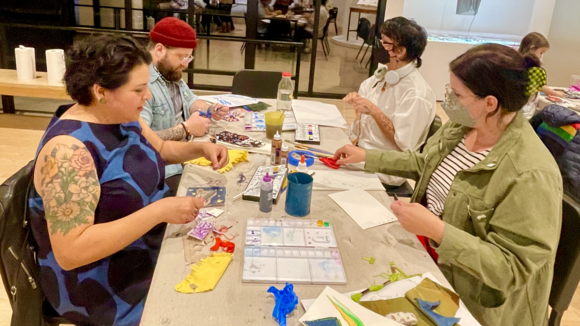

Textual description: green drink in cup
[265,111,285,139]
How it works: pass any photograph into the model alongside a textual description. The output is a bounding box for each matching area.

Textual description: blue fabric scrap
[267,283,298,326]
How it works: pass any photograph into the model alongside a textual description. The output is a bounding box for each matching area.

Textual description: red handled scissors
[319,157,340,169]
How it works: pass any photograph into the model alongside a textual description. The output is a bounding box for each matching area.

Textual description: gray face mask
[441,88,477,128]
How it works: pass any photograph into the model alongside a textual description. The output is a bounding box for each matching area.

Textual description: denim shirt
[141,64,199,178]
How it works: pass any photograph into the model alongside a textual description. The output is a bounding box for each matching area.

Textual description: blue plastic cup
[285,172,313,217]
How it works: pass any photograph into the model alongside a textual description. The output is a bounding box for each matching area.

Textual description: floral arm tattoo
[39,144,100,236]
[154,124,186,141]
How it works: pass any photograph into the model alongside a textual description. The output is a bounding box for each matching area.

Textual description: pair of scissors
[319,157,340,169]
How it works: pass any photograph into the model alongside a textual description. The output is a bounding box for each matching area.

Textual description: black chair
[232,70,283,99]
[549,193,580,326]
[355,18,373,64]
[302,17,332,59]
[328,7,338,35]
[385,114,442,198]
[0,161,71,326]
[266,19,294,42]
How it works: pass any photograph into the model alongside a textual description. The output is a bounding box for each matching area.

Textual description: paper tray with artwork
[242,218,347,285]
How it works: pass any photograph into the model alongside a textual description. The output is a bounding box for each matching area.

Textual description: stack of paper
[329,189,397,229]
[301,273,482,326]
[299,286,400,326]
[291,100,348,128]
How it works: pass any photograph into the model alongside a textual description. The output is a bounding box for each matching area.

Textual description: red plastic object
[319,157,340,169]
[210,237,236,253]
[546,96,563,103]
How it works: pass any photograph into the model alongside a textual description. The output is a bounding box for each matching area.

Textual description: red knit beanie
[150,17,198,49]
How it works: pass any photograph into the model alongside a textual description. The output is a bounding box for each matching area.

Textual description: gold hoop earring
[100,98,106,104]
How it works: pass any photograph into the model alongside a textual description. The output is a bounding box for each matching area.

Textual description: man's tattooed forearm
[154,124,186,141]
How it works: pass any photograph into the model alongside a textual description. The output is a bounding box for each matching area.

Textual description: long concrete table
[140,99,449,325]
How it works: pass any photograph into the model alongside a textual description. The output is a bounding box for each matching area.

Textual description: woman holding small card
[334,44,561,326]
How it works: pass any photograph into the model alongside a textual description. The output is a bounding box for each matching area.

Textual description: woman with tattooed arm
[28,35,229,326]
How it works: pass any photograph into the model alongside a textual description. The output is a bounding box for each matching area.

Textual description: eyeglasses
[380,40,394,47]
[176,54,194,65]
[161,44,194,65]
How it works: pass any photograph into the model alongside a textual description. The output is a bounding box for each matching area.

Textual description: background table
[140,99,449,325]
[346,5,376,41]
[0,69,71,113]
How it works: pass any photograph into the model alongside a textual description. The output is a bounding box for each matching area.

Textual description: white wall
[544,0,580,87]
[403,0,534,37]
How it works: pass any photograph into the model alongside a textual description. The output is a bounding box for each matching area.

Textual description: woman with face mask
[518,32,564,119]
[334,43,562,326]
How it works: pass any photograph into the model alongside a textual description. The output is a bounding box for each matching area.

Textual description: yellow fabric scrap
[185,149,248,173]
[175,253,233,293]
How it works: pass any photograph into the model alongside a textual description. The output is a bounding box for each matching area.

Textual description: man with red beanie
[141,17,229,190]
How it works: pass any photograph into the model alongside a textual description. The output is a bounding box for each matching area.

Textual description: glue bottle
[280,144,289,167]
[259,172,273,215]
[271,131,282,165]
[296,155,308,173]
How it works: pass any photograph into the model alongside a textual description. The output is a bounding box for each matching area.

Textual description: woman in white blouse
[344,17,436,186]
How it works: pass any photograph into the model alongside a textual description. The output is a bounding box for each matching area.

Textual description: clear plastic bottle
[277,72,294,112]
[259,173,273,214]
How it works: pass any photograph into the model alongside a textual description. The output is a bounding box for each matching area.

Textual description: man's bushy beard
[157,57,183,82]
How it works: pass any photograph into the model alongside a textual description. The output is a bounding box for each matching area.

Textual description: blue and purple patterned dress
[28,105,169,326]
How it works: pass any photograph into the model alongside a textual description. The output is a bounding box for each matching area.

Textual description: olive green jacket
[365,113,562,326]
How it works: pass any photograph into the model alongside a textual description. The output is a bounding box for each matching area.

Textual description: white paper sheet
[291,100,348,128]
[312,171,384,191]
[300,273,481,326]
[198,94,259,107]
[299,286,400,326]
[328,188,397,230]
[328,189,397,229]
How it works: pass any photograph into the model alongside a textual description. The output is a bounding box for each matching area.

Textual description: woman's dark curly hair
[379,17,428,68]
[64,35,151,106]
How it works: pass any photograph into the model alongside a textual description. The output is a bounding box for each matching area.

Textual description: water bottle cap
[274,131,281,140]
[263,172,272,182]
[282,72,291,77]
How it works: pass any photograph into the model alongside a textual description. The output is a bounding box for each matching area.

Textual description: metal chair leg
[355,42,366,59]
[321,39,328,60]
[360,44,370,64]
[334,22,338,35]
[549,310,563,326]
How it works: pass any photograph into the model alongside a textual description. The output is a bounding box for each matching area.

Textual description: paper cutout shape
[304,317,342,326]
[174,253,233,293]
[415,299,460,326]
[299,287,399,326]
[186,187,226,206]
